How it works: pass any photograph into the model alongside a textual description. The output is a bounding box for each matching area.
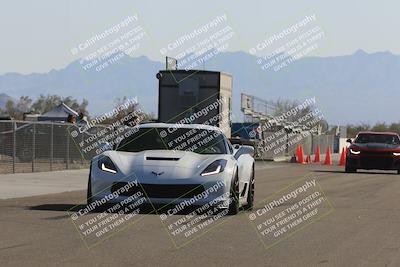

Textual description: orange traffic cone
[297,145,305,164]
[314,145,321,163]
[300,146,304,160]
[323,146,332,165]
[338,147,347,166]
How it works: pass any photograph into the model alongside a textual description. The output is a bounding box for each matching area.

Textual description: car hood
[99,150,231,180]
[352,143,400,151]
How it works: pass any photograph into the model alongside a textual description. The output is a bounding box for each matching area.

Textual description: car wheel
[227,170,240,215]
[397,170,400,175]
[345,165,356,173]
[87,167,93,206]
[243,165,255,210]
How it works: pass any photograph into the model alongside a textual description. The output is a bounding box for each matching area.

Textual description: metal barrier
[256,131,334,160]
[0,120,102,174]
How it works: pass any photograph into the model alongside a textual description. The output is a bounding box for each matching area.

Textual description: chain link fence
[0,120,336,173]
[0,120,104,174]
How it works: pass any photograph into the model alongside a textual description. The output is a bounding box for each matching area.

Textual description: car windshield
[116,127,227,154]
[354,134,400,145]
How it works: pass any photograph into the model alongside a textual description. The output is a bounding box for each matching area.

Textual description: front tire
[345,164,356,173]
[243,165,255,210]
[397,170,400,175]
[87,166,93,206]
[227,170,240,215]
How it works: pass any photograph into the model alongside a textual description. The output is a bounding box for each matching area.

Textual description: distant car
[87,123,255,215]
[346,131,400,174]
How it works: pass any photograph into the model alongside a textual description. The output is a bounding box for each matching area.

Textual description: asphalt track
[1,162,400,267]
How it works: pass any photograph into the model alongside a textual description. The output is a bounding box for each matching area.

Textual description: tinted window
[117,127,227,154]
[355,134,400,145]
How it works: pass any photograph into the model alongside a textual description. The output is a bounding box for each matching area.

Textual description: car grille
[361,151,393,156]
[360,156,393,169]
[111,182,205,199]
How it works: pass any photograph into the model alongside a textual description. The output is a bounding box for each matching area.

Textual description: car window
[117,127,227,154]
[355,134,400,145]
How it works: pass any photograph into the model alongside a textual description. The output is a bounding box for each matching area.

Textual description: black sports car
[346,131,400,174]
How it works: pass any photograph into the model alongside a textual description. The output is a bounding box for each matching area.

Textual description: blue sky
[0,0,398,74]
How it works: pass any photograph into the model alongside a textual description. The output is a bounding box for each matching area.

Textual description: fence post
[327,135,330,152]
[285,131,289,155]
[66,128,69,170]
[50,124,53,171]
[311,134,314,155]
[32,123,36,172]
[12,121,16,173]
[81,133,84,165]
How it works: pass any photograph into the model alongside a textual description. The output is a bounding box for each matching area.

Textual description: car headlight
[350,149,361,155]
[98,156,118,174]
[201,159,227,176]
[393,152,400,156]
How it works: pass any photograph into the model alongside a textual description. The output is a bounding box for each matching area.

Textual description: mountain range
[1,50,399,125]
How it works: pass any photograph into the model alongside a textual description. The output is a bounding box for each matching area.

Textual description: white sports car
[87,123,255,215]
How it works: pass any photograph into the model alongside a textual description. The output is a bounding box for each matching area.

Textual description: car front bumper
[90,172,234,210]
[347,152,400,170]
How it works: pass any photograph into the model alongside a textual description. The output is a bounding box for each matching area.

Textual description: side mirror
[99,142,113,152]
[346,138,352,144]
[234,145,254,159]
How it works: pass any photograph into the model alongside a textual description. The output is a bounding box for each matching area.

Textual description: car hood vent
[145,157,180,161]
